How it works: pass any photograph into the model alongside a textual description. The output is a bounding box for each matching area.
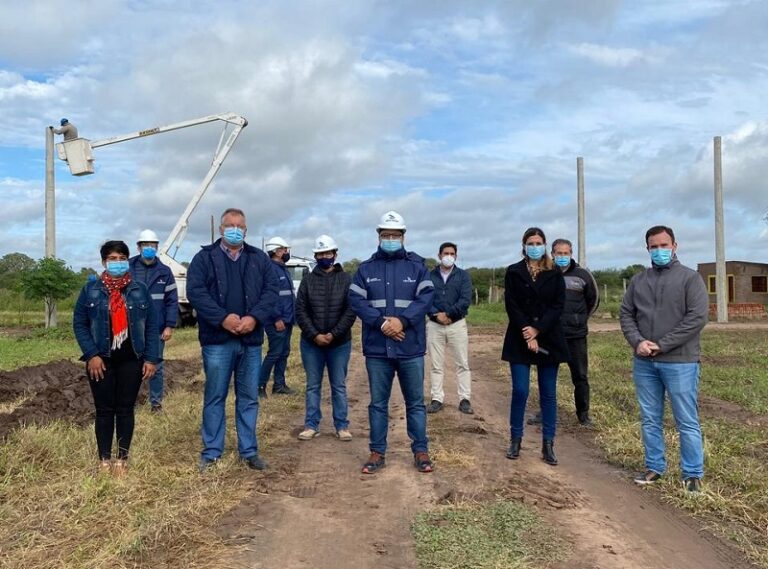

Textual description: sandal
[361,452,386,474]
[414,452,433,473]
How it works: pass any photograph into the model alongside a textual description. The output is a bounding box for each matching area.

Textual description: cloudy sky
[2,0,768,272]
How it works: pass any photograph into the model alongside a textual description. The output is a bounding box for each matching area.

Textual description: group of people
[73,207,707,493]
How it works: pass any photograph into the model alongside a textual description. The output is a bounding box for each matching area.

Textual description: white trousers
[427,319,471,403]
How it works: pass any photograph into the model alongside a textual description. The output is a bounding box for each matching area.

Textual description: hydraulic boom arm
[90,112,248,257]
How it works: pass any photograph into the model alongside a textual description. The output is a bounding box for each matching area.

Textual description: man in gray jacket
[619,225,708,493]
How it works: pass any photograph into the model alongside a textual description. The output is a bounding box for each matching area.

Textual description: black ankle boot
[542,440,558,466]
[506,437,522,459]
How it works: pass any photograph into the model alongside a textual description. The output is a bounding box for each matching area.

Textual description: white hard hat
[265,236,290,252]
[137,229,160,243]
[312,234,339,253]
[377,210,406,232]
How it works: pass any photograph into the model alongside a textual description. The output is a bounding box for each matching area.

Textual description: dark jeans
[566,336,589,416]
[258,323,293,389]
[365,356,428,455]
[301,338,351,431]
[509,363,558,440]
[88,357,143,460]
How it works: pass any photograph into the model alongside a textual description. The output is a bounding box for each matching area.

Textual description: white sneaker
[336,429,353,441]
[298,428,320,440]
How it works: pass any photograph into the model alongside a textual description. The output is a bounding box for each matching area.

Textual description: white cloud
[567,43,650,67]
[2,0,768,274]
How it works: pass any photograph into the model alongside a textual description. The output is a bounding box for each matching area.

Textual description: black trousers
[88,358,143,460]
[565,336,590,417]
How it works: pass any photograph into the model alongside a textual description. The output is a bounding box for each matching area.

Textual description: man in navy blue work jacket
[187,208,279,472]
[349,211,435,475]
[129,229,178,412]
[258,236,297,397]
[426,241,473,415]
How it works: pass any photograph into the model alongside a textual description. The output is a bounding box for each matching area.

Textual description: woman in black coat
[501,227,568,465]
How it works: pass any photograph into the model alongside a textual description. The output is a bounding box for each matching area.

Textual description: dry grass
[582,330,768,568]
[0,331,308,568]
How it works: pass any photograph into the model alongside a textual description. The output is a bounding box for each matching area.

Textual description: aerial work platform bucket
[56,139,95,176]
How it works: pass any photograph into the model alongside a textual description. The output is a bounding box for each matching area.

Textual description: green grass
[0,325,80,370]
[466,303,508,326]
[412,500,568,569]
[699,330,768,414]
[580,330,768,567]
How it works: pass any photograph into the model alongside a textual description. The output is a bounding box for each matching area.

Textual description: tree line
[0,252,647,324]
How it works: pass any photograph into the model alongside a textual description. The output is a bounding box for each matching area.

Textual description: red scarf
[101,271,132,350]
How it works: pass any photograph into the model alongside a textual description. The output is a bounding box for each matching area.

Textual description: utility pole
[577,157,586,267]
[44,127,57,328]
[714,136,728,323]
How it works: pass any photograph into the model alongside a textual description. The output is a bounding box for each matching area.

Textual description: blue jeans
[258,323,293,389]
[200,339,262,461]
[509,363,559,440]
[148,338,165,406]
[633,358,704,479]
[365,356,428,455]
[301,338,351,431]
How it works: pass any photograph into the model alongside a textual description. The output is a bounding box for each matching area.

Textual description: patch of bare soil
[212,327,753,569]
[214,352,436,569]
[0,359,202,438]
[462,329,753,569]
[699,394,768,427]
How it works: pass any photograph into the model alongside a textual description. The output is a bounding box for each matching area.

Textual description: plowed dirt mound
[0,359,202,438]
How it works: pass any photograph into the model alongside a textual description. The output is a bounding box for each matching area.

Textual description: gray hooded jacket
[619,259,708,363]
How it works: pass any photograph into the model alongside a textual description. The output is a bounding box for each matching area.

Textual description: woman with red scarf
[73,240,159,477]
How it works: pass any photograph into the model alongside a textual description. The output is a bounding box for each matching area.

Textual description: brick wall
[708,303,767,320]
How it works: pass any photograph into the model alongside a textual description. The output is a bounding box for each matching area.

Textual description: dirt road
[213,327,751,569]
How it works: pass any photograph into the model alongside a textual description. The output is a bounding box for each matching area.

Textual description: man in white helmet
[129,229,178,412]
[295,235,357,441]
[348,211,435,474]
[258,236,297,396]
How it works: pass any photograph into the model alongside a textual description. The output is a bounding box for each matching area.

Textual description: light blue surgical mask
[525,244,546,260]
[554,255,570,268]
[380,239,403,253]
[223,226,245,246]
[106,260,130,277]
[141,246,157,260]
[650,248,673,266]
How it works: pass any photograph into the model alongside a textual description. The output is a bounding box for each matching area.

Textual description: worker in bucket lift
[128,229,179,413]
[52,118,79,141]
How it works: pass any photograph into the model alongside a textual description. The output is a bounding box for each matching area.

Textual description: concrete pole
[577,157,586,267]
[713,136,727,323]
[44,127,57,328]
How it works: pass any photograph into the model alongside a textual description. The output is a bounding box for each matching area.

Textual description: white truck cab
[285,256,315,293]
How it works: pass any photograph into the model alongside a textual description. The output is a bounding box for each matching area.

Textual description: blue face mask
[106,260,130,277]
[380,239,403,253]
[554,255,570,268]
[525,244,546,260]
[317,257,335,269]
[650,248,673,266]
[141,246,157,260]
[223,226,245,246]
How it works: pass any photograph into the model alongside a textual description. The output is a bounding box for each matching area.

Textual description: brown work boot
[414,452,434,473]
[98,459,112,475]
[361,451,386,474]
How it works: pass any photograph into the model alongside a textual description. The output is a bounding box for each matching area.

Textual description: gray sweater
[619,259,708,363]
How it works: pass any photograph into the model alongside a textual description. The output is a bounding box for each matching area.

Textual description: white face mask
[440,255,456,268]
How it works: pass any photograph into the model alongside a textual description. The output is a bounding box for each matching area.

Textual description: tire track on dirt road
[214,349,438,569]
[461,329,752,569]
[213,326,752,569]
